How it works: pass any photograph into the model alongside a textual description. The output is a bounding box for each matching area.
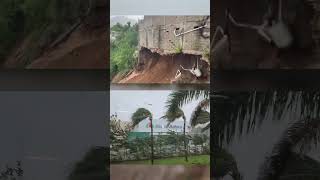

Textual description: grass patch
[174,44,183,54]
[118,155,210,165]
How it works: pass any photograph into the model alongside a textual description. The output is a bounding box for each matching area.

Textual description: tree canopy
[131,108,152,127]
[110,22,138,77]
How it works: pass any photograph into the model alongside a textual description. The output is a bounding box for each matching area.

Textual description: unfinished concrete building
[138,16,210,58]
[115,16,211,84]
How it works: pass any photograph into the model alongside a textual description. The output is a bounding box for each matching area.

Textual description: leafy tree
[110,22,138,77]
[110,114,131,161]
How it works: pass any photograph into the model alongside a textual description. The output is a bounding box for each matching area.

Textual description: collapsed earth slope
[113,48,210,84]
[3,0,107,69]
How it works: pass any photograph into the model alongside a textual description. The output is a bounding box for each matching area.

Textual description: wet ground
[110,165,210,180]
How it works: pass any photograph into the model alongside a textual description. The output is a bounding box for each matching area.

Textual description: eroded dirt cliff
[113,48,210,84]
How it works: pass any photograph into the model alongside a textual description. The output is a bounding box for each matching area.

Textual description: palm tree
[212,91,320,179]
[165,90,320,179]
[257,117,320,180]
[162,108,189,162]
[165,90,211,128]
[165,90,212,163]
[131,108,154,164]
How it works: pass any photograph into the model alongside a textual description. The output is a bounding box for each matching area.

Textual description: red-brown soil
[27,26,107,69]
[114,48,210,84]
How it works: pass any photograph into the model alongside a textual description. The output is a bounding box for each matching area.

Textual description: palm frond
[202,122,210,132]
[131,108,152,127]
[165,90,209,115]
[213,90,320,146]
[257,118,320,180]
[161,108,185,125]
[190,99,210,127]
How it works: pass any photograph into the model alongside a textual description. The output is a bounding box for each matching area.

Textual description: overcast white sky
[111,0,210,15]
[110,90,208,124]
[110,15,144,21]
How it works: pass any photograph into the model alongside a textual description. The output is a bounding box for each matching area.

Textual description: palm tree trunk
[150,117,154,165]
[202,144,204,154]
[159,141,162,158]
[183,116,188,162]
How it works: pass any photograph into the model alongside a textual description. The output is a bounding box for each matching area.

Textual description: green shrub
[170,41,183,54]
[174,44,183,54]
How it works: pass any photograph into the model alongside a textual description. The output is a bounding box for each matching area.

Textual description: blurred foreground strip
[110,165,209,180]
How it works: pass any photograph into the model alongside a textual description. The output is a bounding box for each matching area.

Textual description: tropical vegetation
[164,90,210,130]
[110,90,210,165]
[163,90,210,163]
[131,108,154,164]
[110,22,138,78]
[161,107,189,162]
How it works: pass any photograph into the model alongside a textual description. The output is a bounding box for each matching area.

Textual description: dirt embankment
[27,25,107,69]
[3,2,108,69]
[113,48,210,84]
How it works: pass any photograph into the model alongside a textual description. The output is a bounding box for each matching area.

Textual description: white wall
[132,118,190,134]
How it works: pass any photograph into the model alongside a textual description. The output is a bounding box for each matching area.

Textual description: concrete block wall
[138,16,210,55]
